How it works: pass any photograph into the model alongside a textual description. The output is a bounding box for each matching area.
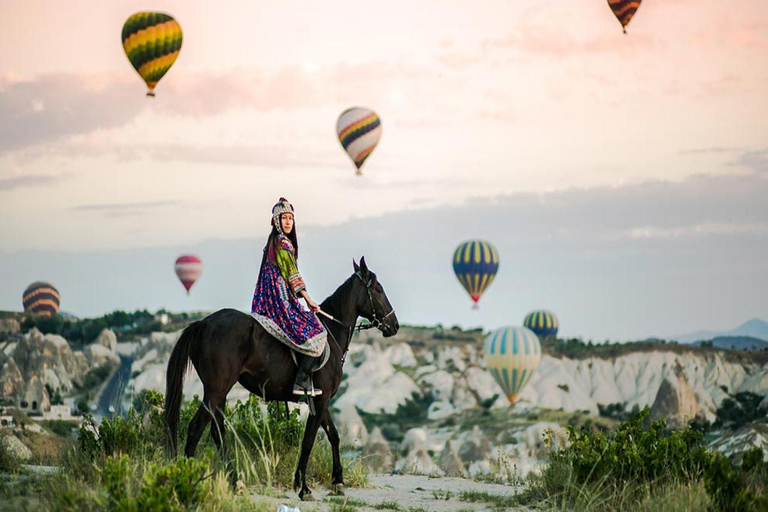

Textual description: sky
[0,0,766,341]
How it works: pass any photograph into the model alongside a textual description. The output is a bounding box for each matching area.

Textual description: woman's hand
[304,296,320,313]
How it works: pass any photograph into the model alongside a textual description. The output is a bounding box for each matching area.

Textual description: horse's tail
[165,320,205,456]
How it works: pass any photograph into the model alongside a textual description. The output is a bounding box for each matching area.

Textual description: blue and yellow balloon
[452,240,499,309]
[524,310,559,338]
[483,326,541,404]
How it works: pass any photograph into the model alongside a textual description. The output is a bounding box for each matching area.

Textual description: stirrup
[293,382,322,397]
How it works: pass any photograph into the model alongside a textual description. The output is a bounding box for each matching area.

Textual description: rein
[317,271,395,365]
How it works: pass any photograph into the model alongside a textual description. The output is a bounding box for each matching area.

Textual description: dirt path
[251,474,527,511]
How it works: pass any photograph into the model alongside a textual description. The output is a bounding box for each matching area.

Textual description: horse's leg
[185,391,227,457]
[321,409,345,496]
[184,400,213,458]
[210,407,226,452]
[294,409,323,501]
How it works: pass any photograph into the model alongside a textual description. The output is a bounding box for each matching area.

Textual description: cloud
[56,142,336,169]
[0,173,62,191]
[733,149,768,174]
[0,73,141,154]
[319,171,768,249]
[71,200,182,218]
[678,147,741,155]
[476,21,664,60]
[0,63,442,155]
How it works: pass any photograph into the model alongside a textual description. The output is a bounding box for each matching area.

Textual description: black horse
[164,257,399,500]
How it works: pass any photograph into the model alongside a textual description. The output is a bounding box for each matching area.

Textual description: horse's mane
[320,274,357,317]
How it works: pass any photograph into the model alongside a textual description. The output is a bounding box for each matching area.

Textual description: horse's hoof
[300,492,314,502]
[329,484,346,496]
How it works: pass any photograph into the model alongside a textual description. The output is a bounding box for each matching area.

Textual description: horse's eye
[375,283,383,293]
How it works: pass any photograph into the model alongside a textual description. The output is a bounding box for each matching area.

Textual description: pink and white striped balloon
[174,254,202,294]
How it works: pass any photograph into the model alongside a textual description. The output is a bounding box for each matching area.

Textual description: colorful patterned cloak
[251,234,327,356]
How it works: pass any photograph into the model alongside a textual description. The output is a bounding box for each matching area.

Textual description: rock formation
[650,370,702,428]
[337,402,368,448]
[363,427,393,472]
[0,328,117,408]
[95,328,118,353]
[438,440,466,477]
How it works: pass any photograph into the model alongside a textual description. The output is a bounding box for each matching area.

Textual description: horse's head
[353,257,399,337]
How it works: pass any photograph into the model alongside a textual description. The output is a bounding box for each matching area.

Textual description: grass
[431,489,453,500]
[326,496,369,507]
[0,392,374,512]
[459,489,517,509]
[328,500,360,512]
[372,501,402,510]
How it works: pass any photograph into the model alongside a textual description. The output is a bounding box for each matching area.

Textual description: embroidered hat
[271,197,294,232]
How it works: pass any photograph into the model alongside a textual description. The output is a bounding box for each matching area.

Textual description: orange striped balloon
[607,0,642,34]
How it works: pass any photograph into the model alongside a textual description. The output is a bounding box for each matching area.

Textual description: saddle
[289,342,331,373]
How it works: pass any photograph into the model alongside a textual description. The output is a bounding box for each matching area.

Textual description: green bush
[82,364,114,390]
[133,389,164,415]
[714,392,767,430]
[41,419,77,437]
[138,456,213,510]
[228,396,302,452]
[529,408,768,512]
[100,453,216,512]
[555,409,712,485]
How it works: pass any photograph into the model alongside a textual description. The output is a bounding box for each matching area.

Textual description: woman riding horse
[251,197,326,396]
[165,235,399,500]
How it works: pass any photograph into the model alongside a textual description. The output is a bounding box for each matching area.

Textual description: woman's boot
[293,355,322,396]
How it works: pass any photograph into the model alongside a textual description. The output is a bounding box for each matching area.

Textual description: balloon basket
[472,304,479,310]
[146,91,156,97]
[355,170,362,177]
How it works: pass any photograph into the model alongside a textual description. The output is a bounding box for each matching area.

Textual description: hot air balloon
[607,0,641,34]
[175,255,202,294]
[336,107,382,175]
[22,282,60,316]
[122,11,183,97]
[483,326,542,404]
[523,310,559,338]
[452,240,499,309]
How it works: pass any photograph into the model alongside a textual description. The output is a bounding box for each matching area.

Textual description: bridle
[317,271,396,365]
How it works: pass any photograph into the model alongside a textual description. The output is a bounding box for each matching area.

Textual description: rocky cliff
[0,328,119,410]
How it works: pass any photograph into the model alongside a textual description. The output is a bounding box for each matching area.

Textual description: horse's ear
[360,256,369,275]
[353,258,360,273]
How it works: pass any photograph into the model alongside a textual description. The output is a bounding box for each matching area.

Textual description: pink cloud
[0,63,441,153]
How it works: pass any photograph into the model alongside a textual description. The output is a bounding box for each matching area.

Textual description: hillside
[2,317,767,479]
[122,323,768,475]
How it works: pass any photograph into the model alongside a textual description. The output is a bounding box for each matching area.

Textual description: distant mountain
[674,318,768,344]
[694,336,768,352]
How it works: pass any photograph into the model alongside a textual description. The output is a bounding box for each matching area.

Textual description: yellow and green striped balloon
[523,310,559,338]
[483,326,541,404]
[122,12,183,97]
[452,240,499,308]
